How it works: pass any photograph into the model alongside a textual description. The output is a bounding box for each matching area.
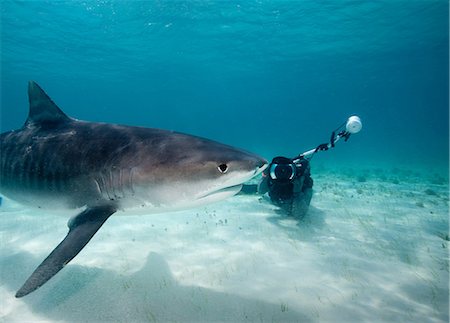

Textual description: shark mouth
[197,164,267,203]
[197,184,244,203]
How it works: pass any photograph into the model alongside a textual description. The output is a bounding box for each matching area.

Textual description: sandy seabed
[0,166,448,322]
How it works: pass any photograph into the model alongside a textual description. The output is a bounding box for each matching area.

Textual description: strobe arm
[292,115,362,163]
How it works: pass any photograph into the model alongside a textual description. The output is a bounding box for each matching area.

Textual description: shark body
[0,82,267,297]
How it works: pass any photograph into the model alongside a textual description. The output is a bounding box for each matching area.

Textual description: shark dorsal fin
[25,81,71,128]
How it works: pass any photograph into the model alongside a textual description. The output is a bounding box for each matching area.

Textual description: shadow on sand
[2,251,311,322]
[265,205,327,241]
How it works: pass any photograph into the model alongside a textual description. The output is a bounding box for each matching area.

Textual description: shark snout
[254,158,268,175]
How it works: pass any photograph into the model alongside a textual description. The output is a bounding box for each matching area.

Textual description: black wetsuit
[241,156,313,218]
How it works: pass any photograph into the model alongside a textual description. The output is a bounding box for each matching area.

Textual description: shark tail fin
[15,205,116,298]
[24,81,72,128]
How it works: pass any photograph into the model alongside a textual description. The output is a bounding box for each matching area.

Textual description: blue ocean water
[1,1,448,171]
[0,1,449,322]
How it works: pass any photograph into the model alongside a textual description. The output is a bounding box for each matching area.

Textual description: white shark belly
[116,184,243,215]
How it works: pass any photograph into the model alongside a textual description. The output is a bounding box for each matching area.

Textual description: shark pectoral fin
[15,205,116,298]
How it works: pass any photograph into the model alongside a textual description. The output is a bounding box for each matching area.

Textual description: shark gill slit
[124,167,135,198]
[118,168,125,198]
[129,167,136,195]
[97,168,133,201]
[110,169,118,199]
[102,171,113,200]
[107,170,115,200]
[93,178,102,198]
[111,169,125,200]
[96,173,108,200]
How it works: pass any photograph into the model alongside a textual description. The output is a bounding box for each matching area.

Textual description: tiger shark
[0,81,267,298]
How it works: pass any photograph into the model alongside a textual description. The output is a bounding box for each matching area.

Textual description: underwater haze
[1,1,449,322]
[1,1,449,169]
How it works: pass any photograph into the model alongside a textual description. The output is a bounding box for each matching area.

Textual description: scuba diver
[240,116,362,218]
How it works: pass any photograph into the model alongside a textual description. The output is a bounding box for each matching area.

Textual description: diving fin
[15,205,116,298]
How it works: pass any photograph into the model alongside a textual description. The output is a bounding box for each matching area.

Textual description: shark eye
[217,163,228,174]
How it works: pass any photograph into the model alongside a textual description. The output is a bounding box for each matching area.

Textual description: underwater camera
[269,157,296,180]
